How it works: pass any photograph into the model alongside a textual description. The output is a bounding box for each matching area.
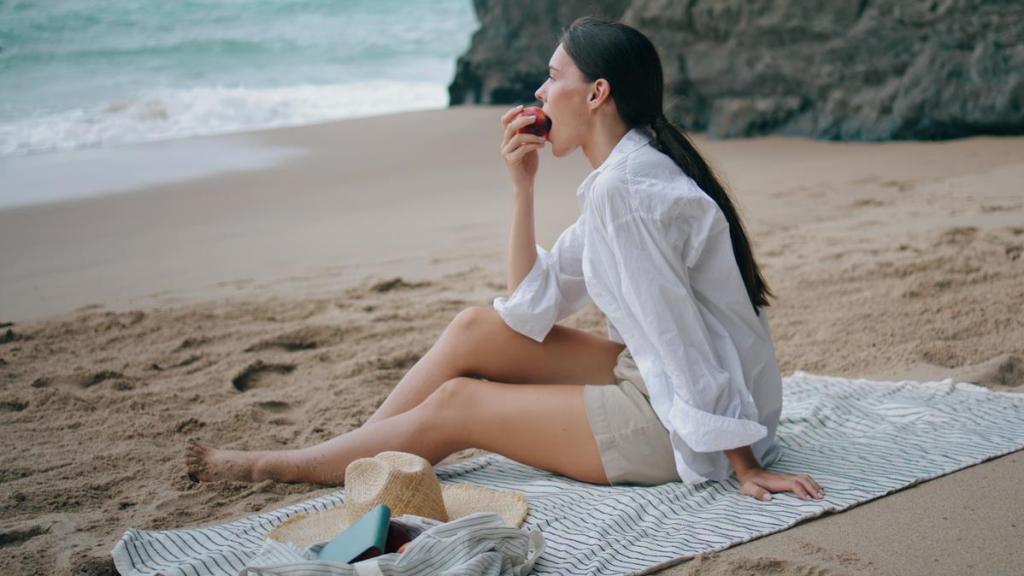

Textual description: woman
[187,17,823,503]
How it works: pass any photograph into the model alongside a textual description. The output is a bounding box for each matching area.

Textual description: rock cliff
[448,0,1024,140]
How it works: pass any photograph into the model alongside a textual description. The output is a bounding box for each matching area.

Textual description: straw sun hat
[267,451,529,547]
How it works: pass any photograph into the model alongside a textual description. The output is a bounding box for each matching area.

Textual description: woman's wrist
[513,184,534,198]
[735,466,762,481]
[724,445,762,479]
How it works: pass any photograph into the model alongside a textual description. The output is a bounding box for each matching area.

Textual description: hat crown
[343,451,449,524]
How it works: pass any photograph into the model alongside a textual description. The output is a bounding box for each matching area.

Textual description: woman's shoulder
[591,147,720,228]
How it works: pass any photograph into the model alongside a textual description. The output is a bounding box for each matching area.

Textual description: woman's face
[534,44,593,158]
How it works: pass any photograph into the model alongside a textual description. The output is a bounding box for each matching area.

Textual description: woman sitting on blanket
[187,16,824,503]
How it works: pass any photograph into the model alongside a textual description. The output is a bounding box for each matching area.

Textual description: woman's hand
[500,104,547,191]
[737,468,825,502]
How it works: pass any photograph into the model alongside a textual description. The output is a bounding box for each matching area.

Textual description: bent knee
[434,376,479,401]
[448,305,502,336]
[444,306,513,358]
[413,377,486,444]
[420,377,482,418]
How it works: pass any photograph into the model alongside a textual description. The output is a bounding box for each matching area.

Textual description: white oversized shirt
[492,126,784,484]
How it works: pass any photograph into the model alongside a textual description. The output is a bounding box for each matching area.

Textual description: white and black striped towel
[241,512,545,575]
[113,371,1024,576]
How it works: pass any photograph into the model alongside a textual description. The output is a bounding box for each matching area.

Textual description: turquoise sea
[0,0,478,158]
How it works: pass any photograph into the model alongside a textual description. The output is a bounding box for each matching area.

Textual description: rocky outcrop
[447,0,632,106]
[448,0,1024,140]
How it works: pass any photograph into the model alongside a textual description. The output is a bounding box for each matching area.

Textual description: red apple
[516,106,552,139]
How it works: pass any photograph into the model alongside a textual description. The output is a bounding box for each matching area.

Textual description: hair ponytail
[561,17,773,312]
[650,113,773,311]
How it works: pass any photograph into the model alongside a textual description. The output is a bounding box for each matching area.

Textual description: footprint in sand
[37,370,125,390]
[150,354,202,372]
[243,325,345,353]
[937,225,979,247]
[370,276,432,293]
[1005,244,1022,261]
[880,179,915,192]
[75,370,124,389]
[954,353,1023,389]
[256,400,292,413]
[0,524,47,546]
[231,361,296,392]
[175,336,211,351]
[850,197,886,208]
[0,399,27,412]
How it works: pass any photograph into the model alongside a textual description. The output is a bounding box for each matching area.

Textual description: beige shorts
[584,347,681,486]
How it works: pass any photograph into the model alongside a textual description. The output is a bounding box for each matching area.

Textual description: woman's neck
[583,118,630,169]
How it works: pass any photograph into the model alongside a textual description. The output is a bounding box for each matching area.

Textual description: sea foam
[0,80,450,158]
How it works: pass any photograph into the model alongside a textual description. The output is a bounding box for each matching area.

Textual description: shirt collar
[575,126,655,203]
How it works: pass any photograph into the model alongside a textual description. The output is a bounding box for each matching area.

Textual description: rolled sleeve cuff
[491,243,556,343]
[669,397,768,453]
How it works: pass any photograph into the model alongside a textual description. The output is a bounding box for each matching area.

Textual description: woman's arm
[725,445,825,502]
[724,445,761,477]
[499,104,547,294]
[507,187,538,294]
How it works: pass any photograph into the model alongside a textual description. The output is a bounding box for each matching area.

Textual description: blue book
[317,504,392,564]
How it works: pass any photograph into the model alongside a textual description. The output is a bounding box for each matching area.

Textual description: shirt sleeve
[492,218,591,343]
[583,206,767,457]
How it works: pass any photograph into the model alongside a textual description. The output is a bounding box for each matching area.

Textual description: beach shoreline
[1,107,1022,575]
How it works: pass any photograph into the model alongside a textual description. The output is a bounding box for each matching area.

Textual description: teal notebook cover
[317,503,391,564]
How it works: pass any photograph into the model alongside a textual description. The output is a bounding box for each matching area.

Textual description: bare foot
[185,441,262,482]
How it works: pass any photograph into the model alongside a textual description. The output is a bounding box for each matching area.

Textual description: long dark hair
[560,16,773,312]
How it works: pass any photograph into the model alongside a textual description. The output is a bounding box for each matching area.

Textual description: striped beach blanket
[113,371,1024,576]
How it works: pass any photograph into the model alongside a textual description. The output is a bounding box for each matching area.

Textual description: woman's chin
[548,140,568,158]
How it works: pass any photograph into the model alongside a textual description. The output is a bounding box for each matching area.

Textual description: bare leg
[186,376,609,486]
[186,405,454,484]
[364,306,624,426]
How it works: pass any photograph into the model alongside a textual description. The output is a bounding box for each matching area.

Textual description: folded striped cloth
[113,371,1024,576]
[242,512,543,575]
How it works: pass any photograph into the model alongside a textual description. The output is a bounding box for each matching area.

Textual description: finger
[512,140,545,157]
[500,104,525,128]
[806,475,823,494]
[503,135,546,158]
[801,476,824,498]
[513,114,538,128]
[506,133,546,152]
[790,475,815,498]
[790,479,811,500]
[740,481,772,502]
[509,142,543,163]
[503,114,538,143]
[503,132,545,151]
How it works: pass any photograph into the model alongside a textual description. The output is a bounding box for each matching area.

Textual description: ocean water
[0,0,478,158]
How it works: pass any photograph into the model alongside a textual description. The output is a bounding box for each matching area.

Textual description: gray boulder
[448,0,1024,140]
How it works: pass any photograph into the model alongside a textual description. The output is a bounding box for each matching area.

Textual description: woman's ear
[589,79,611,108]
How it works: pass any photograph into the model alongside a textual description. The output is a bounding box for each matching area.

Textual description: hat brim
[267,483,528,547]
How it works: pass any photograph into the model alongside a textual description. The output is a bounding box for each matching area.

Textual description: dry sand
[0,106,1022,575]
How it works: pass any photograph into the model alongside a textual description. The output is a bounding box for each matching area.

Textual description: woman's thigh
[447,306,626,386]
[426,376,609,485]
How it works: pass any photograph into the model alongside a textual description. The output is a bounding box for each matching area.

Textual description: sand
[0,106,1021,575]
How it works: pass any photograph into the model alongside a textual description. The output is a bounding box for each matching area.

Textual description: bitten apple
[516,106,552,139]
